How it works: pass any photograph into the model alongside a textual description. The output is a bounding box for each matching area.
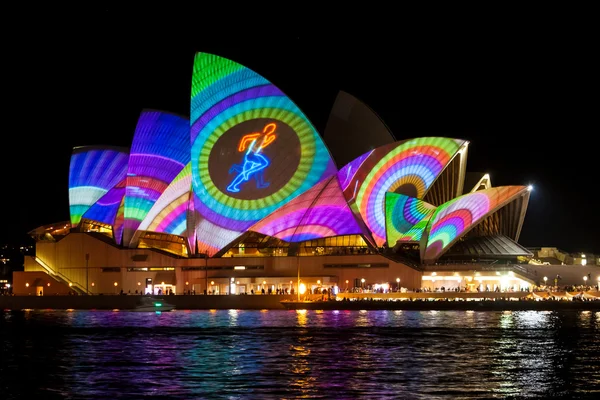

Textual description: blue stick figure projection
[227,123,277,193]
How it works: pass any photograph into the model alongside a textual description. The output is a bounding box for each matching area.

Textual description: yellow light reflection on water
[356,310,369,327]
[296,309,307,326]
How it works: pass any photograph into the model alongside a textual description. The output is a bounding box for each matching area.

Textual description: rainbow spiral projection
[190,52,336,256]
[421,186,527,262]
[340,137,466,246]
[385,193,436,244]
[250,176,364,242]
[137,163,192,236]
[122,111,190,246]
[68,146,129,227]
[81,178,127,227]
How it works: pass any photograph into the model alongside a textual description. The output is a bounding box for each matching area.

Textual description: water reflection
[1,310,598,398]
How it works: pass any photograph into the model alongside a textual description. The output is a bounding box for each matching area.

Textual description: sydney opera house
[14,52,534,296]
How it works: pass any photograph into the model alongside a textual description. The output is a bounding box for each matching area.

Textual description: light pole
[396,277,400,292]
[205,254,208,295]
[361,278,365,290]
[543,276,548,287]
[296,255,300,301]
[85,253,89,295]
[583,275,588,287]
[345,280,349,291]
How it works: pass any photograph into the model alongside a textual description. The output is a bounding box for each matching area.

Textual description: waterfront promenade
[1,290,599,311]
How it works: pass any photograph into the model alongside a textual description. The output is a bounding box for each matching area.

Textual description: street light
[583,276,588,286]
[361,278,365,289]
[210,281,215,294]
[543,276,548,285]
[396,277,400,291]
[345,280,349,291]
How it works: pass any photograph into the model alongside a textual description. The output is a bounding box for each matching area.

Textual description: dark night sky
[2,14,597,253]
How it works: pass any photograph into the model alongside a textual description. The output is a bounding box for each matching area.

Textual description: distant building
[15,52,540,295]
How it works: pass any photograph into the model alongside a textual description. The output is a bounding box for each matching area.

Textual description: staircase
[31,256,88,295]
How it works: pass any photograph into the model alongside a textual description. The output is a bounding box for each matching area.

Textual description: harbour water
[1,309,599,399]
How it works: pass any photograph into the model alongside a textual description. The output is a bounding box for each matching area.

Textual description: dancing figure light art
[227,123,277,193]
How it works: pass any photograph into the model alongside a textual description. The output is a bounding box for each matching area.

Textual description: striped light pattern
[122,111,190,246]
[337,150,373,191]
[190,52,336,256]
[113,197,126,245]
[422,186,527,262]
[385,193,436,244]
[81,178,127,227]
[342,137,466,246]
[250,176,363,242]
[68,146,129,227]
[137,163,192,236]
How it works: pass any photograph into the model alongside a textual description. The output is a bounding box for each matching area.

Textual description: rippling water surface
[1,309,599,399]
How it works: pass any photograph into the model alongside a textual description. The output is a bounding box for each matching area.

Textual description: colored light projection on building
[113,197,126,245]
[137,163,192,236]
[122,111,190,246]
[81,178,127,227]
[250,176,364,242]
[68,146,129,227]
[185,195,197,254]
[190,52,336,256]
[385,193,436,245]
[340,137,466,246]
[421,186,527,263]
[337,150,373,192]
[227,122,277,193]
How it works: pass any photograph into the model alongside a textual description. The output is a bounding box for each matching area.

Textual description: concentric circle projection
[190,52,336,255]
[385,193,436,244]
[422,186,527,262]
[343,137,465,246]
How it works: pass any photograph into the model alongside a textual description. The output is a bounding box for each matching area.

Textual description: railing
[32,256,87,295]
[422,263,538,282]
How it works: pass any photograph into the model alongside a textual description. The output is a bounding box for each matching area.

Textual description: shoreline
[280,300,600,311]
[2,294,600,311]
